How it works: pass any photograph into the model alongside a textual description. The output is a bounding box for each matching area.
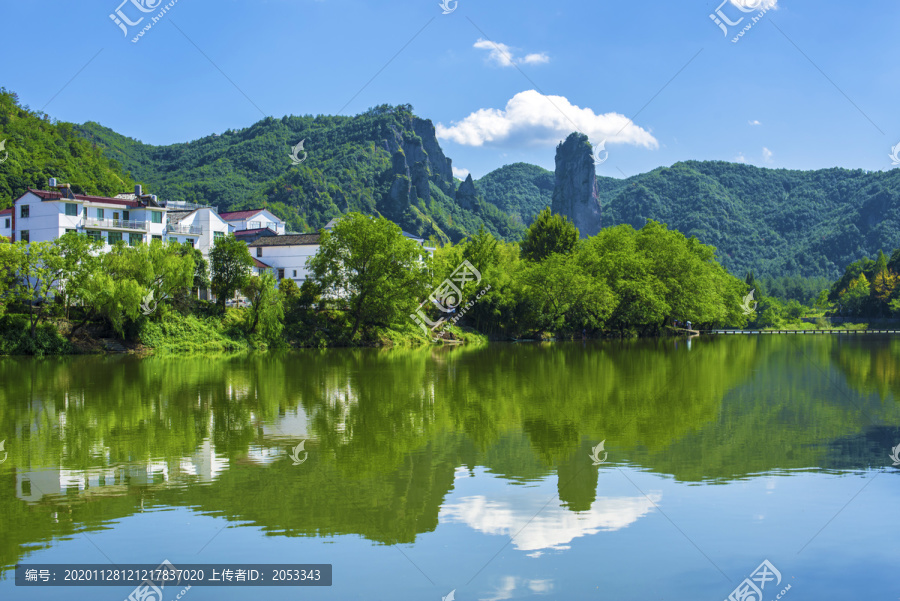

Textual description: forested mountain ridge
[0,88,136,203]
[75,104,524,243]
[3,84,899,281]
[478,159,900,280]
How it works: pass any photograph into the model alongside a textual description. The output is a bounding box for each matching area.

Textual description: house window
[20,205,29,218]
[65,229,76,235]
[152,235,162,241]
[168,237,178,244]
[151,211,162,224]
[123,210,130,221]
[129,233,143,246]
[108,231,122,244]
[87,231,102,242]
[97,208,105,219]
[214,231,224,240]
[256,247,262,257]
[293,270,297,277]
[277,269,285,280]
[20,230,29,243]
[4,218,8,228]
[186,239,194,247]
[65,203,78,216]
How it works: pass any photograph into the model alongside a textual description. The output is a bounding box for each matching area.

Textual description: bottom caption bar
[16,563,332,586]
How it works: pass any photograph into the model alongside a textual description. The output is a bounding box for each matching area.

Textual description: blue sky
[2,0,899,180]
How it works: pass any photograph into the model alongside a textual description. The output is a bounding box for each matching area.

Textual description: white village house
[8,181,236,258]
[248,218,435,287]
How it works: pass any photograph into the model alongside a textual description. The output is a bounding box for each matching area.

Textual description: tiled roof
[24,189,142,208]
[218,209,265,221]
[0,208,12,216]
[166,209,197,225]
[252,258,271,269]
[248,233,321,247]
[234,227,277,237]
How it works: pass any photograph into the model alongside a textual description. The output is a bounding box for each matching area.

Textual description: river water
[0,336,898,600]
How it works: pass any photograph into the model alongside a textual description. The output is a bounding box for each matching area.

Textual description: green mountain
[74,104,524,243]
[0,88,136,205]
[478,159,900,280]
[4,85,900,281]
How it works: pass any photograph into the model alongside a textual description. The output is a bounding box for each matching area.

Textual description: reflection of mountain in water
[1,336,899,572]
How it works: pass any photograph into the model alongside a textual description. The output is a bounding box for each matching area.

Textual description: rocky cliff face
[550,133,601,237]
[382,116,455,211]
[455,173,478,210]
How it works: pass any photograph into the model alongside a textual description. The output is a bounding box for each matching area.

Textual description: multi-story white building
[11,182,166,247]
[218,208,286,236]
[248,233,322,284]
[164,207,232,256]
[0,207,11,239]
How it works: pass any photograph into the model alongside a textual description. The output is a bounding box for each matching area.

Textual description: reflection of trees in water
[1,337,899,571]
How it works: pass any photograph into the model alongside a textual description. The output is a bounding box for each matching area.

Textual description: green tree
[241,272,284,341]
[209,234,253,312]
[307,213,429,339]
[12,241,67,336]
[520,208,579,262]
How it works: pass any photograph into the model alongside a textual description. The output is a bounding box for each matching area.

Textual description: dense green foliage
[519,208,579,262]
[306,213,430,339]
[474,162,554,225]
[427,220,749,339]
[75,104,523,243]
[825,247,900,318]
[481,160,900,280]
[209,234,254,311]
[0,89,136,208]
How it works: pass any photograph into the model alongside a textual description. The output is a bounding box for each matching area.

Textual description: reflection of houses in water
[15,437,230,503]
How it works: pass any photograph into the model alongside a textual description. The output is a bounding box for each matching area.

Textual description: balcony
[84,218,148,231]
[166,224,203,235]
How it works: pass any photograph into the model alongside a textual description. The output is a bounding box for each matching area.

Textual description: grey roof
[166,209,197,225]
[248,233,321,247]
[324,218,340,230]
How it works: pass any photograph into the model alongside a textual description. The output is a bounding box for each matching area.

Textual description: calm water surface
[1,336,899,600]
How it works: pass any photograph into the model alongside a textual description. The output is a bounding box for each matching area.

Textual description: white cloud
[452,166,470,180]
[735,153,747,163]
[763,147,773,162]
[473,38,549,68]
[731,0,778,9]
[749,120,761,126]
[436,90,659,150]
